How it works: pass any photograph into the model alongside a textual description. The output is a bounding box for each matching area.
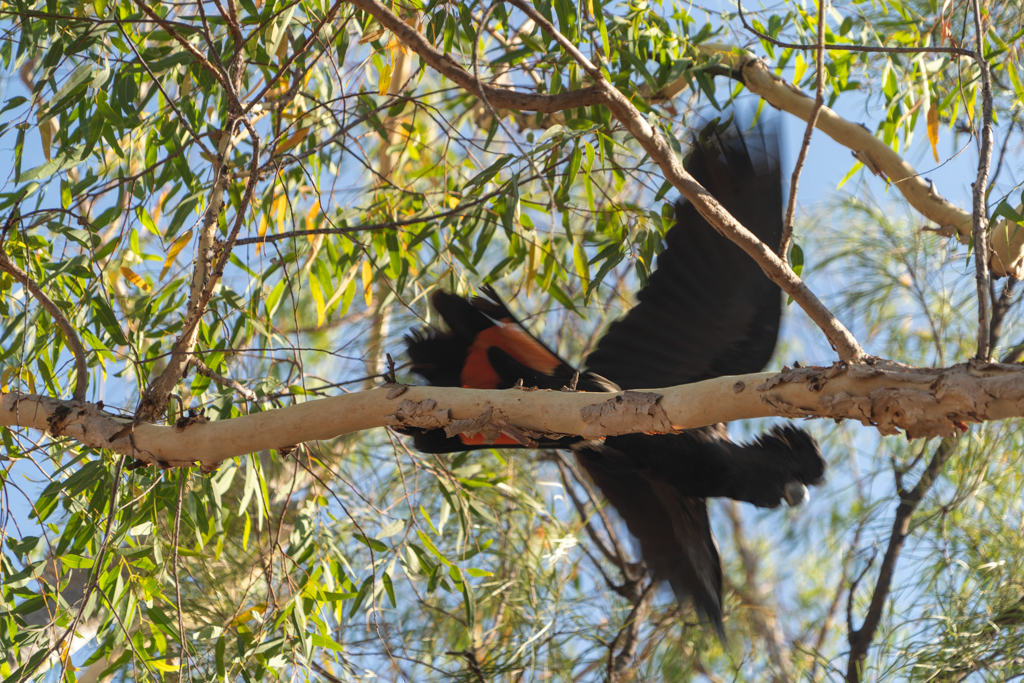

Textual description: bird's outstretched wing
[584,121,784,389]
[403,117,826,640]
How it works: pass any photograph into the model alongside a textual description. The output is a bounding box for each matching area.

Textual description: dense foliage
[1,0,1023,680]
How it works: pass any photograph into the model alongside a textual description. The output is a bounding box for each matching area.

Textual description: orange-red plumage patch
[459,433,521,447]
[459,324,561,389]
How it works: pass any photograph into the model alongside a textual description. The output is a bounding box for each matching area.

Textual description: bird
[402,117,826,638]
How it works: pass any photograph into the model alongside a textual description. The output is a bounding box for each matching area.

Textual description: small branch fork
[607,581,656,683]
[0,207,90,402]
[846,438,958,682]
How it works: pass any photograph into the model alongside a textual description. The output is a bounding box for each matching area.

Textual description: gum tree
[2,0,1024,680]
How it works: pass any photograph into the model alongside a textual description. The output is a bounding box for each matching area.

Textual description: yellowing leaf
[160,229,193,280]
[572,241,589,284]
[927,103,940,162]
[446,195,460,210]
[274,194,287,234]
[276,126,309,155]
[361,259,373,307]
[378,63,393,96]
[256,213,269,255]
[305,203,321,244]
[525,239,541,297]
[386,36,407,56]
[149,660,181,673]
[120,267,151,291]
[231,603,268,626]
[793,53,807,85]
[309,274,325,328]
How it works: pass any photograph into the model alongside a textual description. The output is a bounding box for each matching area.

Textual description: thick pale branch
[652,48,1022,278]
[4,360,1024,470]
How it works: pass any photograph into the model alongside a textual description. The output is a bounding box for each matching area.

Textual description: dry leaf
[927,103,940,162]
[121,267,152,291]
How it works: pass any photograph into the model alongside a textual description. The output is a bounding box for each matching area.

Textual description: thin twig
[971,0,995,360]
[128,0,237,104]
[188,357,256,401]
[0,210,90,401]
[779,0,827,259]
[846,438,958,682]
[554,456,625,571]
[607,580,656,683]
[19,456,126,682]
[553,452,633,574]
[725,502,793,682]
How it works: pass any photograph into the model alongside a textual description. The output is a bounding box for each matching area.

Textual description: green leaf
[92,296,128,346]
[382,573,396,607]
[416,530,452,567]
[348,577,373,617]
[310,633,346,652]
[353,534,389,553]
[60,554,95,569]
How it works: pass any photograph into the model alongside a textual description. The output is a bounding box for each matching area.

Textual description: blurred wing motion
[404,118,825,638]
[583,121,785,389]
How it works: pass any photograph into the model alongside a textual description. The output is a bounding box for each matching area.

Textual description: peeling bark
[4,359,1024,470]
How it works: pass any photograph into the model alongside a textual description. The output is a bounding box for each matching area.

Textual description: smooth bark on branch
[649,47,1023,278]
[5,359,1024,470]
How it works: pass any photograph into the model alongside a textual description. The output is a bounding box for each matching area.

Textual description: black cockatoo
[403,118,826,638]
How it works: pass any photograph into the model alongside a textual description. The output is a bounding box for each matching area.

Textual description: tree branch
[0,213,89,402]
[503,0,865,362]
[608,581,656,683]
[779,0,826,259]
[725,502,794,682]
[128,0,237,105]
[137,114,261,421]
[188,357,256,402]
[989,278,1017,353]
[344,0,605,113]
[846,438,958,682]
[4,359,1024,471]
[971,0,995,359]
[651,48,1023,278]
